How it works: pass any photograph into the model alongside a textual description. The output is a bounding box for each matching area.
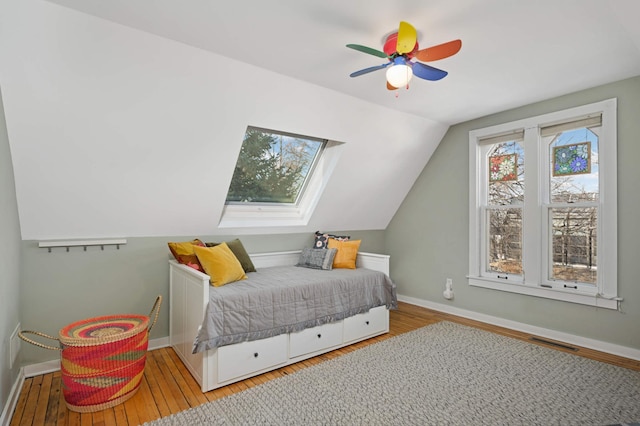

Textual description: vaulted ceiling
[2,0,640,240]
[43,0,640,124]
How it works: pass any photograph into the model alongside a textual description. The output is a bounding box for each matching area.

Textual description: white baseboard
[149,336,170,351]
[23,359,60,378]
[398,294,640,361]
[22,336,170,378]
[0,370,24,426]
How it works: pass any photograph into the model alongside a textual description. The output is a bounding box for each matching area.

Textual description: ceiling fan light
[386,63,413,88]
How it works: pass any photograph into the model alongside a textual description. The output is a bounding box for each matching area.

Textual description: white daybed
[169,250,394,392]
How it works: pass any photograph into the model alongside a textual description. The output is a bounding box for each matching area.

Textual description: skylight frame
[225,126,327,208]
[219,126,343,229]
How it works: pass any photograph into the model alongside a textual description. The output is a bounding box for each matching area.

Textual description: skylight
[219,126,343,229]
[225,127,326,206]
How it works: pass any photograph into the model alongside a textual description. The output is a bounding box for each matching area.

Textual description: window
[226,127,326,205]
[219,126,343,228]
[468,99,618,309]
[483,131,525,279]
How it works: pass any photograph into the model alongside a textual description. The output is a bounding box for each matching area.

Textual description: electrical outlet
[10,323,20,369]
[443,279,454,300]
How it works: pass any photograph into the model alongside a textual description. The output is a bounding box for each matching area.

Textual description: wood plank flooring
[10,302,640,425]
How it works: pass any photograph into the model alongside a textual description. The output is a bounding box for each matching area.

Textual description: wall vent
[529,336,578,351]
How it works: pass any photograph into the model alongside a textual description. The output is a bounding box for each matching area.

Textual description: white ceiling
[3,0,640,240]
[45,0,640,125]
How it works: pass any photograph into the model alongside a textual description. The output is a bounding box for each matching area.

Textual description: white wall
[0,0,448,241]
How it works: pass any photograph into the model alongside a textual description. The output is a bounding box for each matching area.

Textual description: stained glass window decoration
[553,141,591,176]
[489,153,518,182]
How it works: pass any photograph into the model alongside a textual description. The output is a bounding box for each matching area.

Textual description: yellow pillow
[327,239,361,269]
[193,243,247,287]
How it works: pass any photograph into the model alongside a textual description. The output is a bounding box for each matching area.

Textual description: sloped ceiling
[1,0,640,240]
[41,0,640,124]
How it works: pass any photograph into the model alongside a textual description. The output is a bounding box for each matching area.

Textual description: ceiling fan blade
[396,21,417,54]
[415,39,462,62]
[349,63,391,78]
[383,33,398,56]
[346,44,389,58]
[411,62,448,81]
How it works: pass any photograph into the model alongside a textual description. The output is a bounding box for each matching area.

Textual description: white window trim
[468,99,618,309]
[219,140,344,228]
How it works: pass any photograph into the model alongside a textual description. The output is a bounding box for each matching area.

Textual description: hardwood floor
[10,302,640,425]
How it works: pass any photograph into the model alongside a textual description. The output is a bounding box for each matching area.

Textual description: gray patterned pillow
[296,248,338,270]
[313,231,350,249]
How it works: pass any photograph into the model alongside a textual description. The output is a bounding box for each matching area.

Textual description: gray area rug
[145,321,640,425]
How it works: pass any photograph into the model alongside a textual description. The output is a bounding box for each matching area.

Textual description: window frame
[225,126,327,206]
[219,127,344,228]
[468,98,618,309]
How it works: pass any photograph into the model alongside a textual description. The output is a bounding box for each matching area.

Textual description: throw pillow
[168,239,206,271]
[313,231,350,249]
[296,248,338,270]
[327,239,361,269]
[193,243,247,287]
[205,238,256,273]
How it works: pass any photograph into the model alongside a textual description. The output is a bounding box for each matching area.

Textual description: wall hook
[39,238,127,252]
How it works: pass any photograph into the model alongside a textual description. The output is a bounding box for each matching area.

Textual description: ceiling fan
[346,21,461,90]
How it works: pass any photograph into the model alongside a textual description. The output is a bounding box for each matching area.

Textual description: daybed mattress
[193,265,397,353]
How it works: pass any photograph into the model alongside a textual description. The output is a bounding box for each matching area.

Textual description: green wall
[19,230,385,364]
[387,76,640,350]
[0,86,22,418]
[14,76,640,369]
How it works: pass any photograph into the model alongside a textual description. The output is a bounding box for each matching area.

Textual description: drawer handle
[253,352,259,358]
[317,333,322,339]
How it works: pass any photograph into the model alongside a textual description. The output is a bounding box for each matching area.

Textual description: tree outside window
[226,127,326,204]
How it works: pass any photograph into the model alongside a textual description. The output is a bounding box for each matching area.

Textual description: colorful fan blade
[383,33,398,56]
[411,62,448,81]
[415,39,462,62]
[349,62,391,78]
[396,21,417,54]
[346,44,389,58]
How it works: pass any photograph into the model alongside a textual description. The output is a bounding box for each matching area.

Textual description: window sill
[467,276,618,310]
[218,204,308,228]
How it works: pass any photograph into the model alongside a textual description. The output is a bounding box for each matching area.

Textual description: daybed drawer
[343,305,388,343]
[289,321,343,358]
[217,334,288,383]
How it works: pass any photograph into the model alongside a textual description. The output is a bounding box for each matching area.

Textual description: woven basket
[20,295,162,413]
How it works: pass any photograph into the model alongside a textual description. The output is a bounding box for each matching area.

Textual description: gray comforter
[193,266,397,353]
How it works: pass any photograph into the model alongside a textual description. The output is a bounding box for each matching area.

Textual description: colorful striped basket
[19,295,162,413]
